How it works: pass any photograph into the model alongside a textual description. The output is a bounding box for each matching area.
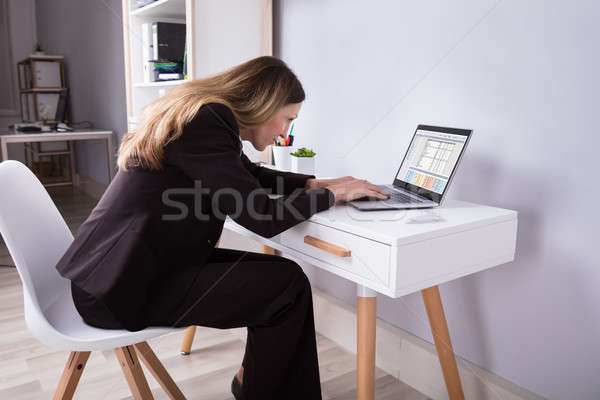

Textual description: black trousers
[72,248,323,400]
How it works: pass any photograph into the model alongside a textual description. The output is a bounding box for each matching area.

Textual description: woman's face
[241,102,302,151]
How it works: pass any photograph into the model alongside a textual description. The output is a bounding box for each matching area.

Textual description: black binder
[152,22,186,63]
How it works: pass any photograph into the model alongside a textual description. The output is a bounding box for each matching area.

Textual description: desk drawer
[281,222,390,286]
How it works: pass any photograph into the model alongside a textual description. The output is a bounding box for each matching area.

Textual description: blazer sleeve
[240,152,316,196]
[165,103,335,238]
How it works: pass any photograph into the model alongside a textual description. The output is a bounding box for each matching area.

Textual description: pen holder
[291,155,315,175]
[272,145,293,171]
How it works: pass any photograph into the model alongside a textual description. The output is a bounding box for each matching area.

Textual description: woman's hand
[306,176,389,202]
[305,176,355,190]
[325,179,390,202]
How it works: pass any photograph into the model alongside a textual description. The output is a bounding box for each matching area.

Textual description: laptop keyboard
[379,186,425,203]
[353,186,427,203]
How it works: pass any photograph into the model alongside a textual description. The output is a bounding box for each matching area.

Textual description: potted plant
[39,104,50,126]
[290,147,316,175]
[33,43,44,55]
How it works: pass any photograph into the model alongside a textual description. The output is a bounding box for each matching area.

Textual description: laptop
[349,124,473,211]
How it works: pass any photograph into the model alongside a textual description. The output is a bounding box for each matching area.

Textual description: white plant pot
[272,146,293,171]
[291,156,315,175]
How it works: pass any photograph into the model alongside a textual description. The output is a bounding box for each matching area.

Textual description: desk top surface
[307,199,517,246]
[1,129,112,140]
[250,164,518,246]
[225,198,518,295]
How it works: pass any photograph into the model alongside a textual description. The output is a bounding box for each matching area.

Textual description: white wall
[275,0,600,399]
[193,0,266,78]
[35,0,127,184]
[1,0,37,162]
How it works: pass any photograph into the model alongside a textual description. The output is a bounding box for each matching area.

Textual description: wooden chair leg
[115,345,154,400]
[53,351,91,400]
[134,341,185,400]
[180,326,197,355]
[421,285,465,400]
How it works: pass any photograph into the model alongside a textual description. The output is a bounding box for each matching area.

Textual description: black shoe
[231,374,244,400]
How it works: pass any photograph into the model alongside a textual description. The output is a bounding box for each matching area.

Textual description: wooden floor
[0,186,429,399]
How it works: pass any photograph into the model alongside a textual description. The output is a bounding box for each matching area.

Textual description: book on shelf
[141,23,155,82]
[152,22,186,63]
[157,73,183,81]
[140,22,186,83]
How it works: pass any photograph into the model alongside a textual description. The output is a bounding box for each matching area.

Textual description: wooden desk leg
[262,244,276,255]
[357,285,377,400]
[68,141,75,185]
[421,285,465,400]
[180,326,196,355]
[106,133,115,181]
[1,139,8,162]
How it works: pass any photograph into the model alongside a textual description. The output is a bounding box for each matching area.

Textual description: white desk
[0,130,115,181]
[179,196,517,399]
[226,199,517,400]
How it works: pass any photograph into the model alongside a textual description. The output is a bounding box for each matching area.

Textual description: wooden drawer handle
[303,235,351,257]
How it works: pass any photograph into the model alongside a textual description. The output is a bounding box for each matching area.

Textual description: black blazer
[55,103,334,331]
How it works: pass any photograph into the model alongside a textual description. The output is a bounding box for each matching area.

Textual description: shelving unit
[121,0,273,136]
[122,0,191,126]
[15,54,73,185]
[17,55,67,123]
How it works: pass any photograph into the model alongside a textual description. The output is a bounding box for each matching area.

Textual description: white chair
[0,160,186,400]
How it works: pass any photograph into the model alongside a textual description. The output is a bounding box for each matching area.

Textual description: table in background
[0,130,114,186]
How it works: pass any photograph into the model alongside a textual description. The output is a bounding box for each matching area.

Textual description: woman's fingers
[366,189,389,199]
[365,182,387,194]
[326,178,390,202]
[356,181,389,197]
[345,187,388,201]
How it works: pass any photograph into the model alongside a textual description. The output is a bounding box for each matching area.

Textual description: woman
[55,56,388,400]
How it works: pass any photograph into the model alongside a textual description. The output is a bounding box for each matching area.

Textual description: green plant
[33,43,42,52]
[290,147,316,157]
[40,104,50,124]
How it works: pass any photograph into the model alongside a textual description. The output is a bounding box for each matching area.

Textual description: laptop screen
[393,125,471,202]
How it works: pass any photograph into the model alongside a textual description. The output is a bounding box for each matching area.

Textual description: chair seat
[30,290,185,352]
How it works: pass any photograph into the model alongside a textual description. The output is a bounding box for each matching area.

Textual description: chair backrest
[0,161,74,319]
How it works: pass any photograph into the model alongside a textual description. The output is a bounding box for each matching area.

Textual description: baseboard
[312,288,543,400]
[74,173,108,200]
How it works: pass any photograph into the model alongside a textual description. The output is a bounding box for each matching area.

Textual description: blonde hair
[117,56,305,171]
